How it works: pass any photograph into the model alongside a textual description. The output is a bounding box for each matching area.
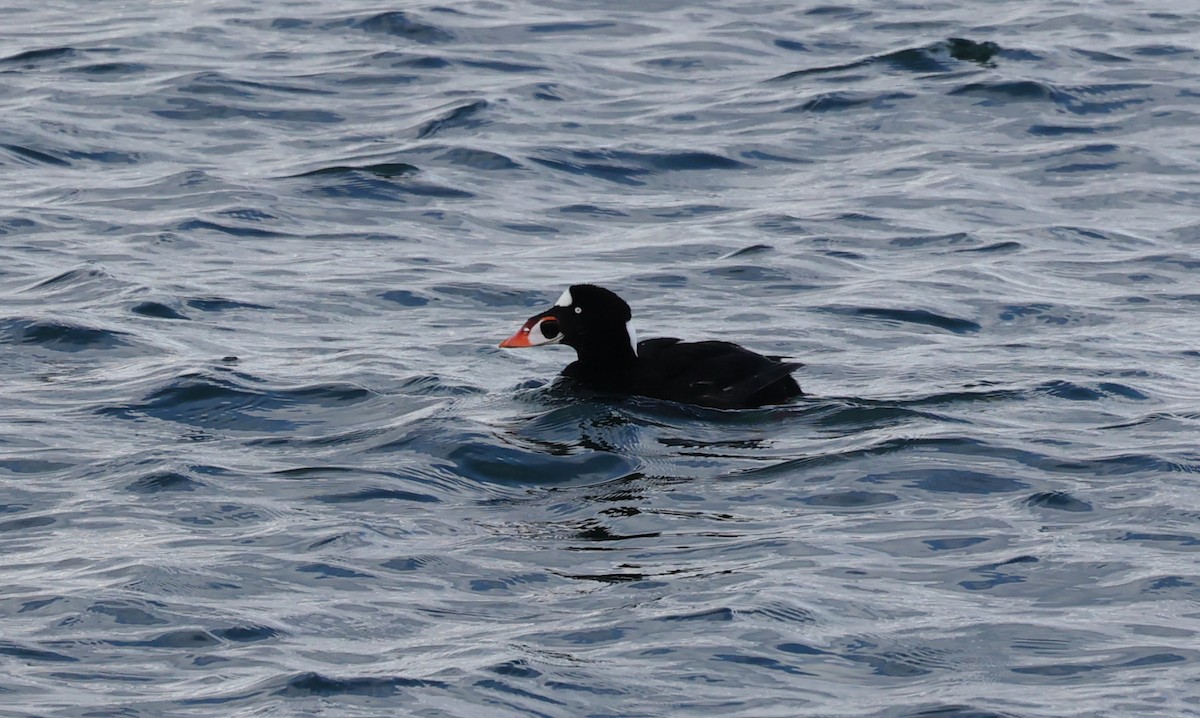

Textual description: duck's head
[499,284,638,357]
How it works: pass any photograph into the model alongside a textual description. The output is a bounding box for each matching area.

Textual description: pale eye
[574,306,582,314]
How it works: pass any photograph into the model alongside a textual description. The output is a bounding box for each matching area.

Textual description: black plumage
[500,284,802,409]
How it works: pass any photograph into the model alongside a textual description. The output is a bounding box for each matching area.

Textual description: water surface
[2,1,1199,716]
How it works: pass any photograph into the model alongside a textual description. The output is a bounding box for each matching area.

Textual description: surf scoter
[499,284,802,409]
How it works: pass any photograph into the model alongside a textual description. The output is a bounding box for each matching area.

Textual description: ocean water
[2,1,1199,715]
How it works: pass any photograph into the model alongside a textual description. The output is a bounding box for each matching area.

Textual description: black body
[508,285,802,409]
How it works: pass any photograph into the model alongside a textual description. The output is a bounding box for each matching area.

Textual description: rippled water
[3,1,1200,715]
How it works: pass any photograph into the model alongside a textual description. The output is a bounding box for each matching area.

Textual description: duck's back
[632,338,802,409]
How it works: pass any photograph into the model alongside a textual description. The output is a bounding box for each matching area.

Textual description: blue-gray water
[2,1,1199,716]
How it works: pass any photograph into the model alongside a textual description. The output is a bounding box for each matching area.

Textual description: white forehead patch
[554,287,573,307]
[626,320,638,357]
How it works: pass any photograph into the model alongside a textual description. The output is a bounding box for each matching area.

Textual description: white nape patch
[528,318,563,346]
[554,287,573,307]
[626,321,639,357]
